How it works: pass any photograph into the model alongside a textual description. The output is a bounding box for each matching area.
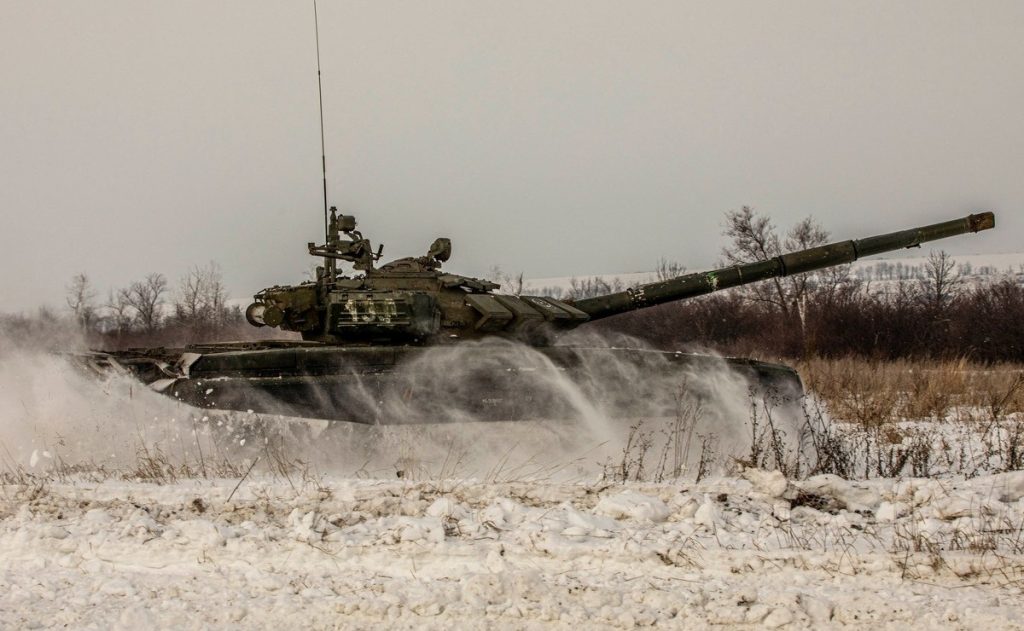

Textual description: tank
[81,210,995,424]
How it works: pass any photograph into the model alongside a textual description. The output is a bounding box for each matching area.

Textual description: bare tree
[655,258,685,282]
[177,269,203,323]
[175,262,228,329]
[567,276,624,300]
[487,266,525,296]
[789,217,853,306]
[123,273,167,332]
[918,250,961,313]
[721,207,842,354]
[65,273,97,330]
[721,208,842,311]
[721,207,788,314]
[105,289,135,335]
[202,263,228,327]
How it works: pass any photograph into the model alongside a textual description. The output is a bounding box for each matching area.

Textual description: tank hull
[84,343,802,424]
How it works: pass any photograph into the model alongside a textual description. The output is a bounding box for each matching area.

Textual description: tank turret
[245,206,591,345]
[245,211,995,346]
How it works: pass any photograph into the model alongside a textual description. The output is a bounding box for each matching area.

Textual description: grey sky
[1,1,1020,312]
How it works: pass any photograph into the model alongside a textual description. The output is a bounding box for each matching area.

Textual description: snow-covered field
[2,471,1023,629]
[2,351,1024,629]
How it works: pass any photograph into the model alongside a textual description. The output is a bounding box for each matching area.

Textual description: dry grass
[594,357,1024,483]
[800,357,1024,426]
[790,358,1024,479]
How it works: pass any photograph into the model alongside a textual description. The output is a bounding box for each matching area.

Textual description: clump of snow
[693,493,721,531]
[793,474,881,512]
[743,467,789,498]
[595,491,670,522]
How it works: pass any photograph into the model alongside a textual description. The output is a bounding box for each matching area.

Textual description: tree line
[5,208,1022,361]
[592,208,1024,363]
[4,262,259,350]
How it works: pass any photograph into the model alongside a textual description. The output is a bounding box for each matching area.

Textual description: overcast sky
[1,1,1020,312]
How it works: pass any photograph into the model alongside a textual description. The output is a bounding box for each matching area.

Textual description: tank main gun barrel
[573,212,996,321]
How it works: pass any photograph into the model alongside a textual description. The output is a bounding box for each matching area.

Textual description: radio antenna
[313,0,328,243]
